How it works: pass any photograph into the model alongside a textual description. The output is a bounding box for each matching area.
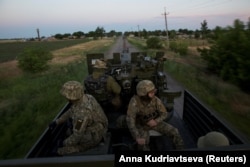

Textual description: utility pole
[162,7,169,48]
[36,28,40,41]
[137,25,141,38]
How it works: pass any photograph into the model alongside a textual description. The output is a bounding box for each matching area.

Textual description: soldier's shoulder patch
[75,119,83,131]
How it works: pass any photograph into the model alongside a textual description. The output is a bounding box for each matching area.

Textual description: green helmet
[197,131,229,148]
[136,80,155,96]
[60,81,84,100]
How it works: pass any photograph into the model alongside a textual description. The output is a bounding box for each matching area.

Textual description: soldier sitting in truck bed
[84,59,122,123]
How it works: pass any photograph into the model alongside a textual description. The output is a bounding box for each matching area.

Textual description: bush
[146,37,162,49]
[169,41,188,56]
[18,47,52,73]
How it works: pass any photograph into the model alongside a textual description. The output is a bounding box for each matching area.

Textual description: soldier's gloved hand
[111,95,121,109]
[147,119,157,127]
[49,121,57,130]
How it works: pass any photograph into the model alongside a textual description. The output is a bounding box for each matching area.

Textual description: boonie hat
[93,59,107,69]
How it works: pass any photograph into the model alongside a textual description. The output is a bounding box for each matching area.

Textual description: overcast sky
[0,0,249,39]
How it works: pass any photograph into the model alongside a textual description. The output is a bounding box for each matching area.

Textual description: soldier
[84,59,122,116]
[126,80,184,151]
[49,81,108,155]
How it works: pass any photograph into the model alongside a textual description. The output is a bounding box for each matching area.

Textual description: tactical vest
[84,74,112,103]
[134,96,159,124]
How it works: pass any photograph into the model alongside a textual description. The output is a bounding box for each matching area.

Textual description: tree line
[54,26,122,40]
[52,24,209,40]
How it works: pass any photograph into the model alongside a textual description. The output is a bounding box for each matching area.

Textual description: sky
[0,0,249,39]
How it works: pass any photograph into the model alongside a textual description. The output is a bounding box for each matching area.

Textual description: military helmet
[136,80,155,96]
[197,131,229,148]
[93,59,107,69]
[60,81,84,100]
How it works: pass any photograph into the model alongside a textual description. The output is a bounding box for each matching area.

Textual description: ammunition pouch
[84,74,112,102]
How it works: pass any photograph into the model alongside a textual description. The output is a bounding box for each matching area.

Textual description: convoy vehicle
[1,50,249,167]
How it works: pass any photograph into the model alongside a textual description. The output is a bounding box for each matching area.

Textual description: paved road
[104,36,138,59]
[105,36,185,118]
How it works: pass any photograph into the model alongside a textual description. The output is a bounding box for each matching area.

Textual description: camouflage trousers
[136,122,184,150]
[57,123,106,155]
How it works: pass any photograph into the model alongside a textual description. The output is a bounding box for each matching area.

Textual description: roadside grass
[0,38,115,159]
[164,60,250,139]
[128,37,250,140]
[0,61,88,159]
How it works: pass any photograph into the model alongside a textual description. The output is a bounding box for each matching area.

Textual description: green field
[0,39,90,63]
[0,38,115,159]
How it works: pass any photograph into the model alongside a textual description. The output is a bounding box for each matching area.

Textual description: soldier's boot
[137,144,150,151]
[57,146,80,155]
[174,136,185,150]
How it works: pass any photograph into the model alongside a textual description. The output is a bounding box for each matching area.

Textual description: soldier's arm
[154,97,168,123]
[56,109,71,125]
[126,97,140,139]
[107,76,121,95]
[63,113,89,145]
[89,95,108,127]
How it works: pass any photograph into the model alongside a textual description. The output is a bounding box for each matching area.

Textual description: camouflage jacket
[84,70,121,102]
[56,94,108,144]
[126,95,167,139]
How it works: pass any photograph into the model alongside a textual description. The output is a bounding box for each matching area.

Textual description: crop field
[0,39,91,63]
[0,38,115,159]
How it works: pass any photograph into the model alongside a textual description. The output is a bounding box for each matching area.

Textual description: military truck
[0,51,249,167]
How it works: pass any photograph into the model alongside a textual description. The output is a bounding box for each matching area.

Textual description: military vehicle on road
[1,44,249,167]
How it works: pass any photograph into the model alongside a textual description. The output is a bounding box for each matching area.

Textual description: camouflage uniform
[56,81,108,155]
[84,59,121,109]
[126,80,184,150]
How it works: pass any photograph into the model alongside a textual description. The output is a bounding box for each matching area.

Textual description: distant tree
[141,29,148,39]
[72,31,84,38]
[201,20,208,39]
[63,33,71,38]
[107,30,116,37]
[18,47,52,73]
[54,33,63,39]
[86,31,95,37]
[178,28,189,34]
[95,26,105,39]
[194,29,200,39]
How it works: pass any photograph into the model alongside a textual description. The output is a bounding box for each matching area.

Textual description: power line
[170,0,232,14]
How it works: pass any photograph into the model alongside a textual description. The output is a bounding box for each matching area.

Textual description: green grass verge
[0,61,88,159]
[164,60,250,140]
